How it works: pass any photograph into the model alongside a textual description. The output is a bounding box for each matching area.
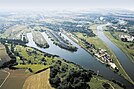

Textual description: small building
[119,34,134,42]
[120,29,128,32]
[109,62,117,69]
[95,53,101,58]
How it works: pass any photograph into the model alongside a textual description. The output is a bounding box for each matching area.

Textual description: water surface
[26,32,134,88]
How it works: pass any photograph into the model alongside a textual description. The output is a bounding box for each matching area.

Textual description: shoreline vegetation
[45,30,77,52]
[0,42,125,89]
[104,31,134,63]
[91,24,134,85]
[104,31,134,85]
[61,24,134,85]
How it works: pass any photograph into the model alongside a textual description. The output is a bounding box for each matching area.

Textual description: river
[97,24,134,82]
[26,32,133,88]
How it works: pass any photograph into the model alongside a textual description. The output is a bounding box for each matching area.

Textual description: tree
[49,76,61,88]
[102,83,110,89]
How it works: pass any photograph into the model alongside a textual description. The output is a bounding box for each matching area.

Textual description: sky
[0,0,133,11]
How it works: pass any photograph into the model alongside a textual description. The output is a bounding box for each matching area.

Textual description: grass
[89,75,123,89]
[75,32,107,48]
[15,64,50,73]
[104,31,134,63]
[74,32,134,84]
[89,77,105,89]
[14,45,59,73]
[15,45,44,63]
[89,24,98,35]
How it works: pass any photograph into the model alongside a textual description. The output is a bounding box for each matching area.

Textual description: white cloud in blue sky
[0,0,133,10]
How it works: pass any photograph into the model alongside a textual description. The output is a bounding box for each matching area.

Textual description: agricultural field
[0,70,8,87]
[0,69,29,89]
[23,68,53,89]
[0,44,11,66]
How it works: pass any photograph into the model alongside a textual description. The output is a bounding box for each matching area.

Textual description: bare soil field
[23,68,54,89]
[1,69,29,89]
[0,70,8,86]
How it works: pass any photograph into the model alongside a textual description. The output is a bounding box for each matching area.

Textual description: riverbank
[2,42,125,89]
[59,29,134,86]
[26,32,133,88]
[104,31,134,84]
[97,24,134,85]
[74,32,133,82]
[104,31,134,63]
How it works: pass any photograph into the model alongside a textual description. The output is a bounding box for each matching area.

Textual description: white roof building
[109,62,117,69]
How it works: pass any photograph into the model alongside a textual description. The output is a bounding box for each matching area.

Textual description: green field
[14,45,55,73]
[89,24,98,35]
[89,75,123,89]
[15,64,49,73]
